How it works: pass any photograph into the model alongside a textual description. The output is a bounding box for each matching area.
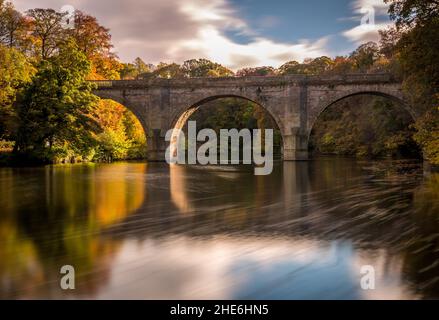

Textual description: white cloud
[178,27,329,70]
[12,0,330,70]
[343,22,392,44]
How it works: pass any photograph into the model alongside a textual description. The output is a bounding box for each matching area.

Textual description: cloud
[12,0,329,70]
[343,22,392,44]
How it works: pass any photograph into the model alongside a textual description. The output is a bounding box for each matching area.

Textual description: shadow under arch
[169,94,285,159]
[307,91,421,158]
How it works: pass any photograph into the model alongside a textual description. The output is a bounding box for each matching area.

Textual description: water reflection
[0,163,146,298]
[0,159,438,299]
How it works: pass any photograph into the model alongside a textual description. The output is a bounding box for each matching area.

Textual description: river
[0,158,438,299]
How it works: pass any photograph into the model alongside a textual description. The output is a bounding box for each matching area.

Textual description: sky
[12,0,393,70]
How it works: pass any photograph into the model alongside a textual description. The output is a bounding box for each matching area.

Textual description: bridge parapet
[92,73,400,90]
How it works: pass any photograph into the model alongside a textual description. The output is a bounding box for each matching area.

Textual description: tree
[277,61,300,75]
[14,40,99,160]
[0,44,35,140]
[379,27,403,59]
[385,0,439,28]
[310,96,419,158]
[413,106,439,165]
[236,66,275,77]
[133,57,151,76]
[70,10,121,80]
[26,8,66,60]
[153,62,184,79]
[383,0,439,164]
[328,56,355,74]
[349,42,381,72]
[119,63,137,80]
[278,57,334,75]
[92,99,146,161]
[0,1,27,48]
[181,58,233,78]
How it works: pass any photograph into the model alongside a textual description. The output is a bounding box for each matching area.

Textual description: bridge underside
[93,74,413,162]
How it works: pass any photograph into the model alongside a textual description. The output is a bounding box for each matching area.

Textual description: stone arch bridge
[93,73,414,161]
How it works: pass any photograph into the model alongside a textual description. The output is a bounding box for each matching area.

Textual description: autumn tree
[92,100,147,161]
[119,63,137,80]
[181,58,233,78]
[327,56,355,74]
[14,40,99,161]
[0,1,27,48]
[349,42,381,72]
[153,62,184,79]
[383,0,439,164]
[279,57,334,75]
[0,45,35,141]
[277,61,300,75]
[71,10,121,79]
[309,96,419,158]
[236,66,275,77]
[26,8,67,60]
[134,57,152,76]
[385,0,439,28]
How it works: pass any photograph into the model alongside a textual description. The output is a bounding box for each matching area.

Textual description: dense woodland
[0,0,438,165]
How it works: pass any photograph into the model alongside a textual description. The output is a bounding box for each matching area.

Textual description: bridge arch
[169,94,285,159]
[170,94,285,134]
[93,91,150,138]
[306,90,420,157]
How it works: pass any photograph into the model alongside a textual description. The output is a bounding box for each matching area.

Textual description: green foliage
[120,58,154,79]
[92,100,147,162]
[383,0,439,164]
[188,98,283,156]
[120,63,138,80]
[236,66,275,77]
[153,62,185,79]
[14,40,99,162]
[385,0,439,28]
[94,126,146,162]
[147,59,234,79]
[396,19,439,113]
[279,57,334,75]
[0,45,35,139]
[413,108,439,165]
[94,128,131,161]
[181,59,233,77]
[349,42,381,71]
[310,96,420,159]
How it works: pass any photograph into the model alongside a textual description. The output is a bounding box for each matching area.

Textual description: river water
[0,158,438,299]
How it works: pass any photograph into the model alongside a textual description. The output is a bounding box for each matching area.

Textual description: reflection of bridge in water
[103,161,420,249]
[99,161,439,298]
[93,74,416,161]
